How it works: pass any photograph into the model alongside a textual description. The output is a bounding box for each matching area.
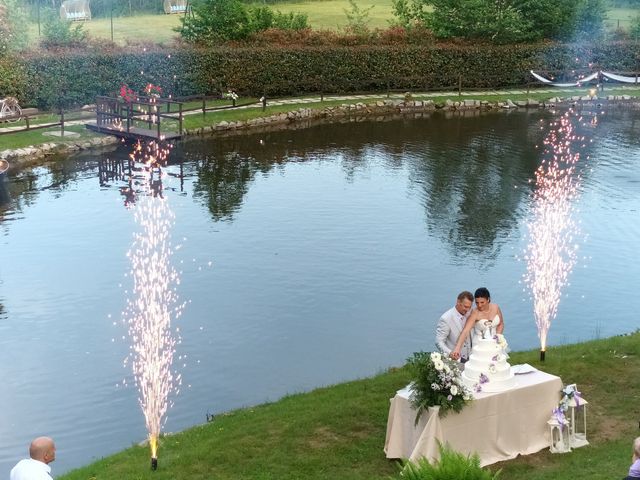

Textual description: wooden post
[25,116,30,130]
[157,110,161,139]
[179,102,183,135]
[202,95,206,116]
[60,110,65,136]
[458,75,462,96]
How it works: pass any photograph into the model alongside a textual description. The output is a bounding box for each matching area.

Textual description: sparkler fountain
[124,140,183,470]
[524,111,590,361]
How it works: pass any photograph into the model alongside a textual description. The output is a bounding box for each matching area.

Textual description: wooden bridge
[86,95,184,141]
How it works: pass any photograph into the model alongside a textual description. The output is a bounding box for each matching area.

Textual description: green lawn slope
[58,331,640,480]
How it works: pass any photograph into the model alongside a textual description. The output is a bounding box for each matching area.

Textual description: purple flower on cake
[493,334,508,349]
[474,383,482,393]
[491,353,501,362]
[479,373,489,384]
[488,364,497,374]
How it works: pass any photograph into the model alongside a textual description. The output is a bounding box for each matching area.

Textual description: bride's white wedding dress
[472,314,501,342]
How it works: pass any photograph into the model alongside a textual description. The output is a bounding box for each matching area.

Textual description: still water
[1,109,639,475]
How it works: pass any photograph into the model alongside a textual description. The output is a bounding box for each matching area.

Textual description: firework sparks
[123,140,182,469]
[524,110,589,360]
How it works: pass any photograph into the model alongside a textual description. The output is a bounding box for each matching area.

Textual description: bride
[452,287,504,359]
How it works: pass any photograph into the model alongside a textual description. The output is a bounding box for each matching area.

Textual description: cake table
[384,369,562,466]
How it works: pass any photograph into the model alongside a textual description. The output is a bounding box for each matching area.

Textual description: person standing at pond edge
[435,291,474,362]
[10,436,56,480]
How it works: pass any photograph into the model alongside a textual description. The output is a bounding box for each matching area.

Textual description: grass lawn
[606,7,640,32]
[56,332,640,480]
[0,124,101,150]
[26,14,183,46]
[23,6,640,45]
[248,0,399,30]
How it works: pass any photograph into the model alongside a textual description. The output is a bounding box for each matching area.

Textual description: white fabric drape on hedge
[531,70,640,86]
[530,70,599,87]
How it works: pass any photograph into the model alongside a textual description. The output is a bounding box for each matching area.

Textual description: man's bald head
[29,437,56,464]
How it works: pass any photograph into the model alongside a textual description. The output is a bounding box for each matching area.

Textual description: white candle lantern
[566,392,589,448]
[547,417,571,453]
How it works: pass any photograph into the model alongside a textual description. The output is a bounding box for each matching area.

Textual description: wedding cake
[461,320,516,393]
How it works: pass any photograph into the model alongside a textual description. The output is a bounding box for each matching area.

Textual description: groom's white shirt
[435,306,472,360]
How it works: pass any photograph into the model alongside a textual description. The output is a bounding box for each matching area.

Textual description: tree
[343,0,374,36]
[179,0,252,43]
[573,0,607,41]
[179,0,308,43]
[511,0,578,41]
[0,0,29,54]
[391,0,607,43]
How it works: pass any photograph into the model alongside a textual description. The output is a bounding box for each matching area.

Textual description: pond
[1,108,639,475]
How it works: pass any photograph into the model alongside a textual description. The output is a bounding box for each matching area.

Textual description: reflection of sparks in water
[523,110,592,360]
[123,140,183,469]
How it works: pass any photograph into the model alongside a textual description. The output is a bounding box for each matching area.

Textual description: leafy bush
[0,0,29,55]
[391,0,607,44]
[11,40,640,109]
[630,15,640,40]
[395,443,501,480]
[40,9,88,48]
[179,0,307,44]
[343,0,374,36]
[179,0,252,43]
[0,55,27,100]
[249,7,308,32]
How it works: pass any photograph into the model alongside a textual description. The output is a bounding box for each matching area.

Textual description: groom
[435,291,473,362]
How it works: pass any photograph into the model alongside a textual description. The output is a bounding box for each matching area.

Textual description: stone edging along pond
[3,94,640,169]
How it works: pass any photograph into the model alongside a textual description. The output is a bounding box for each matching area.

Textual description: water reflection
[177,111,550,258]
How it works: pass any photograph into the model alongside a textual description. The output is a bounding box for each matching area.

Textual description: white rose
[434,359,444,371]
[450,385,458,396]
[430,352,442,362]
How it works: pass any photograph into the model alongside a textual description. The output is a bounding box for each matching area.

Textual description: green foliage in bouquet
[406,351,472,423]
[394,442,501,480]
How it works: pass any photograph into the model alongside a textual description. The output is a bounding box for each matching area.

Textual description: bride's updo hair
[474,287,491,301]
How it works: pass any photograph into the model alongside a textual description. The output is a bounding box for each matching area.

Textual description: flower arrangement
[144,83,162,97]
[552,384,582,429]
[406,351,472,423]
[224,90,239,101]
[120,85,136,103]
[560,384,582,407]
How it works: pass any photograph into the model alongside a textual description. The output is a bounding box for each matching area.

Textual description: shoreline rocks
[4,94,640,167]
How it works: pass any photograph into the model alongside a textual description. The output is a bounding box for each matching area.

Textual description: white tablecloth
[384,369,562,466]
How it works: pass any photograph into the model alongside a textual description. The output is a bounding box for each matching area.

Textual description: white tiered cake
[461,319,515,393]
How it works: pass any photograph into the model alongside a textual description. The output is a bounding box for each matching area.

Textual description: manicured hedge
[10,41,640,110]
